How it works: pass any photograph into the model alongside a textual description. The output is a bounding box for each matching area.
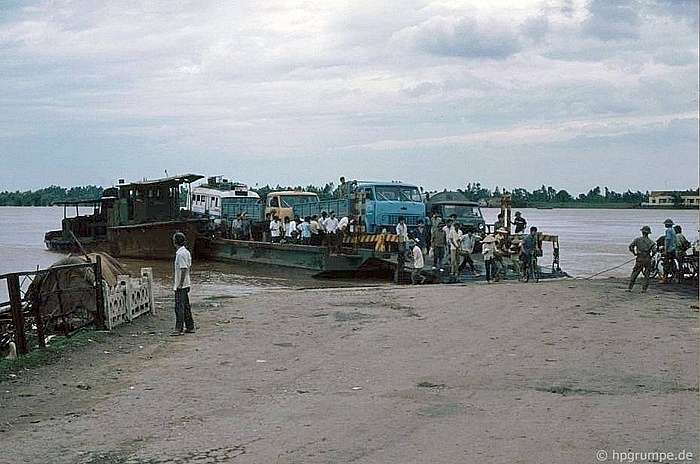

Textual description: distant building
[642,189,700,208]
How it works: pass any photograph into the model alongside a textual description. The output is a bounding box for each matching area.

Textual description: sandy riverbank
[1,277,698,463]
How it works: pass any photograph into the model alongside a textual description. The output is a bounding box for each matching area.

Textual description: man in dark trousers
[627,225,657,292]
[513,211,527,234]
[171,232,196,335]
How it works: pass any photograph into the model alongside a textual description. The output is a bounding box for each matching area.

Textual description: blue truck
[317,180,426,234]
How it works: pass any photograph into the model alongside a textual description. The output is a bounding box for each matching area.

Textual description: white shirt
[174,246,192,291]
[460,233,477,254]
[396,222,408,241]
[412,245,424,269]
[448,226,461,250]
[482,242,495,261]
[285,220,296,237]
[270,219,281,237]
[325,216,339,233]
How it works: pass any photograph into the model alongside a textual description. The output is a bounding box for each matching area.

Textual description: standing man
[431,219,446,270]
[325,211,340,251]
[662,218,677,283]
[172,232,195,336]
[448,221,462,278]
[519,226,539,277]
[269,215,282,243]
[396,216,409,251]
[513,211,527,234]
[413,219,429,256]
[627,225,657,292]
[409,239,425,284]
[458,227,481,277]
[482,235,498,283]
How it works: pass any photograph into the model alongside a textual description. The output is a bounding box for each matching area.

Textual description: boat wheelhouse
[45,174,208,259]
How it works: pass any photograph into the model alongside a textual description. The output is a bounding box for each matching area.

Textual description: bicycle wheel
[649,257,660,278]
[519,261,527,282]
[530,258,539,283]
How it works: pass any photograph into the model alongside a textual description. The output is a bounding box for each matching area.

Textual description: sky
[0,0,698,196]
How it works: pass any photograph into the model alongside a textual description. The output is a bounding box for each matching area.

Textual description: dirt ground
[0,276,698,464]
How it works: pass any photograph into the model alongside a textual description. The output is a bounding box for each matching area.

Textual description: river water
[1,206,698,301]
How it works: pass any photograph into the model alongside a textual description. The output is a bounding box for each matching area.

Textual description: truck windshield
[374,186,422,202]
[443,205,482,218]
[279,195,318,208]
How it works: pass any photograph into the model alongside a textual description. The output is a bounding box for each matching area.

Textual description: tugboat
[45,174,208,259]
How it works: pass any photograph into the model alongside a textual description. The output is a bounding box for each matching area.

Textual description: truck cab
[265,191,320,220]
[425,191,486,235]
[341,181,425,234]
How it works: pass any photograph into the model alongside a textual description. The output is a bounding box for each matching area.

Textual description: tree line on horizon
[0,182,662,208]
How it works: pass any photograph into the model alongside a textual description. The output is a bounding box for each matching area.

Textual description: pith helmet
[640,226,651,234]
[663,218,674,226]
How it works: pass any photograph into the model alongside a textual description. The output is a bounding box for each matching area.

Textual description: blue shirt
[664,227,677,253]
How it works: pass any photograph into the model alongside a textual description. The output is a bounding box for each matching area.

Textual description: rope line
[579,257,636,280]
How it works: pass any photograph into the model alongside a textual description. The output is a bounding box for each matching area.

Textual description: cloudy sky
[1,0,698,195]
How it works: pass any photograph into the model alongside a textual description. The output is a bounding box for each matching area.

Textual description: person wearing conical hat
[482,235,498,283]
[628,226,657,292]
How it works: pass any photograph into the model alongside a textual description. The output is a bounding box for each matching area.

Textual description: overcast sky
[1,0,698,195]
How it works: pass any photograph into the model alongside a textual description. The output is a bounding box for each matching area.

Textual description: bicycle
[519,252,539,283]
[650,247,682,283]
[678,252,699,281]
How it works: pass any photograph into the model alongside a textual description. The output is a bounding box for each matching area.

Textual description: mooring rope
[579,257,636,280]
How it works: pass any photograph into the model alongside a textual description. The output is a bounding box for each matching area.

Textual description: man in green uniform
[627,225,657,292]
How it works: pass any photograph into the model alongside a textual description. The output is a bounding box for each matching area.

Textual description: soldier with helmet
[627,225,657,292]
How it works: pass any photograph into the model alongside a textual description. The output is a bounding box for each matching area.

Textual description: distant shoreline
[1,204,697,211]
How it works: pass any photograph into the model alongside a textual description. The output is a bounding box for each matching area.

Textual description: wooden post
[7,274,28,355]
[94,256,106,330]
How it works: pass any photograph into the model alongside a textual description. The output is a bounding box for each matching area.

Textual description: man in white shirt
[325,211,340,251]
[172,232,195,336]
[448,222,462,277]
[396,216,408,250]
[410,239,425,284]
[269,216,282,243]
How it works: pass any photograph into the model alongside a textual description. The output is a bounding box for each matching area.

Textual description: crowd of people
[265,211,352,253]
[404,211,536,284]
